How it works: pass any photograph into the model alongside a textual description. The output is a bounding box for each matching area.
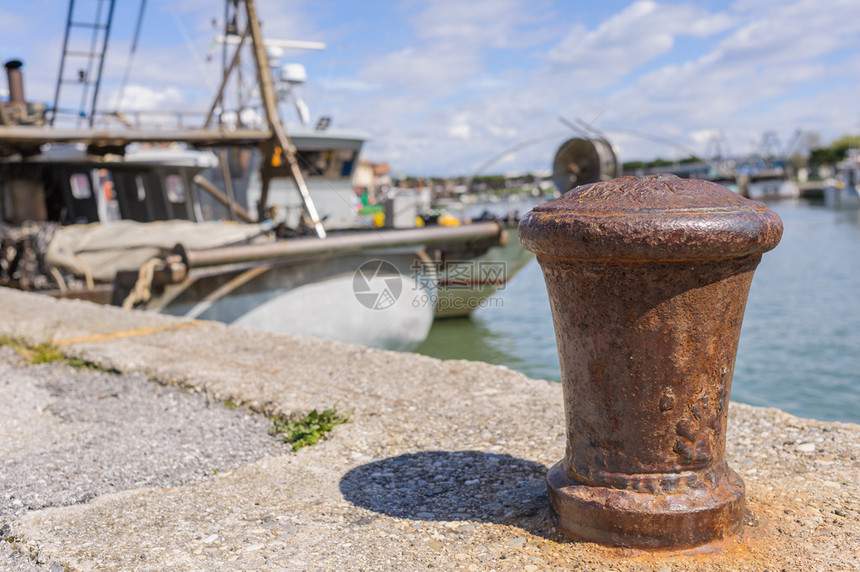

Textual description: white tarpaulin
[45,220,273,282]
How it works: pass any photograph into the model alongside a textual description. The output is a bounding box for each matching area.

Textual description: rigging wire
[115,0,148,113]
[170,9,218,95]
[472,131,571,177]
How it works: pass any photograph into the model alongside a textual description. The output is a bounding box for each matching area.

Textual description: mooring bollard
[519,175,782,548]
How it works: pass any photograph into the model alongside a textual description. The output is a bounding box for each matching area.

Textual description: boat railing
[50,109,212,132]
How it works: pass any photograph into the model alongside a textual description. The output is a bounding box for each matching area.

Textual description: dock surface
[1,289,858,571]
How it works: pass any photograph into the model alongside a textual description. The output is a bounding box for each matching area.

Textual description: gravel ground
[0,289,858,571]
[0,344,290,571]
[1,549,52,572]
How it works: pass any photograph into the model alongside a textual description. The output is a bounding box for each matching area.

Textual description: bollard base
[547,462,745,549]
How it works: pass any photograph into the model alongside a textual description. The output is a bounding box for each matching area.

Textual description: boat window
[114,171,155,222]
[295,149,358,180]
[165,174,186,203]
[339,150,357,178]
[96,169,115,201]
[296,150,328,177]
[225,148,254,180]
[135,175,146,201]
[0,178,9,221]
[96,168,122,222]
[69,173,93,199]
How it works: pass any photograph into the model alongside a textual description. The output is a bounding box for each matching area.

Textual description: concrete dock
[1,288,858,571]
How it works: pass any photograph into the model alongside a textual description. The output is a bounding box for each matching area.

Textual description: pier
[1,288,858,570]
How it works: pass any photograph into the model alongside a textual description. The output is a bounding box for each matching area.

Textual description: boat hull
[745,179,798,200]
[824,184,860,209]
[434,226,534,318]
[145,250,437,351]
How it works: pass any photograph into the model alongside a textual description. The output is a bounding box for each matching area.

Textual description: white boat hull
[824,184,860,209]
[745,179,798,200]
[151,251,437,351]
[232,273,433,351]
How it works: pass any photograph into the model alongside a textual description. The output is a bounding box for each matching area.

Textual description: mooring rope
[121,257,160,310]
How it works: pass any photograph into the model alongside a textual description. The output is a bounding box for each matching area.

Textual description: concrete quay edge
[0,288,858,571]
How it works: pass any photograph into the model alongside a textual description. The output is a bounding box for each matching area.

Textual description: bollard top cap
[519,174,783,261]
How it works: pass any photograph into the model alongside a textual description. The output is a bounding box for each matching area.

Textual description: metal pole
[89,0,117,127]
[203,26,249,129]
[218,149,237,221]
[182,221,505,269]
[258,148,272,221]
[79,0,106,127]
[243,0,326,238]
[51,0,76,126]
[192,174,254,223]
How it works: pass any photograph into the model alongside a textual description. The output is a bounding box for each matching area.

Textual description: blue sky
[1,0,858,176]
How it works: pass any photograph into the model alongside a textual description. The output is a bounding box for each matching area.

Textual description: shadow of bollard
[340,451,548,529]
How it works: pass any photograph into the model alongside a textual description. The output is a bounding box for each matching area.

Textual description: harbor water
[416,200,860,424]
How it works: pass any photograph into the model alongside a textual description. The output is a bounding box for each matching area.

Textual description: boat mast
[210,0,327,238]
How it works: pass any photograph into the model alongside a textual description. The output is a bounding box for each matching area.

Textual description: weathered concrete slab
[1,289,858,570]
[0,350,290,526]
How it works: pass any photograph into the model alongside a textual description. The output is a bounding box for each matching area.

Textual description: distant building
[353,160,391,194]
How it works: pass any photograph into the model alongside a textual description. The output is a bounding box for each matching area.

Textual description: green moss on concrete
[269,407,351,452]
[0,336,111,371]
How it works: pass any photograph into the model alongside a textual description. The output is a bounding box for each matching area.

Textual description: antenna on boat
[212,29,323,126]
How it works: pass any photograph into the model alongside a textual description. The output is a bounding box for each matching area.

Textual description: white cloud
[355,0,547,97]
[108,84,185,111]
[448,118,472,140]
[362,45,481,96]
[690,129,722,145]
[544,1,735,90]
[551,0,860,161]
[411,0,548,47]
[4,0,858,174]
[351,0,860,173]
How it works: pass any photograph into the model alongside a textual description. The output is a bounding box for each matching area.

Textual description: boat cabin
[1,146,218,226]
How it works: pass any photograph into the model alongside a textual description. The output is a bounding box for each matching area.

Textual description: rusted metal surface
[519,174,782,549]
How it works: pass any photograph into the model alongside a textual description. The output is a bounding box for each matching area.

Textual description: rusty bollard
[518,175,782,548]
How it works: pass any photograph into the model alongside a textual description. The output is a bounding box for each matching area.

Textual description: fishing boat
[0,0,507,351]
[433,222,533,318]
[425,197,538,319]
[824,149,860,209]
[739,168,798,200]
[424,135,621,320]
